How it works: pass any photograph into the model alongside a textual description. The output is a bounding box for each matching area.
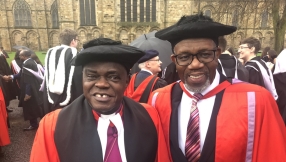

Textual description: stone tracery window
[232,9,239,27]
[80,0,96,26]
[51,1,59,28]
[13,0,32,27]
[121,0,156,22]
[261,11,268,28]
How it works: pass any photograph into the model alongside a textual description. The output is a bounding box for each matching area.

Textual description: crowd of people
[0,13,286,161]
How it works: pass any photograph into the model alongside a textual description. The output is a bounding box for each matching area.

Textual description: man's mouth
[94,94,110,98]
[189,74,204,79]
[93,93,113,102]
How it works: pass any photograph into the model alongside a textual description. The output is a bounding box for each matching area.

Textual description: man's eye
[200,53,212,58]
[87,74,97,79]
[108,75,120,81]
[178,55,190,60]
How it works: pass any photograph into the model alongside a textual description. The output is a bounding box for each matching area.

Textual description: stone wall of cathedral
[0,0,281,52]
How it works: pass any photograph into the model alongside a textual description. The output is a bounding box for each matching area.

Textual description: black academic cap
[75,38,145,71]
[137,49,159,63]
[155,13,237,47]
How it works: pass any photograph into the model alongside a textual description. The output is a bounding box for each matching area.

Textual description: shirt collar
[141,69,153,75]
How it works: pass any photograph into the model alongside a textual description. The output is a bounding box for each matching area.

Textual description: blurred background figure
[124,49,167,103]
[129,31,172,77]
[0,47,9,58]
[10,50,23,98]
[31,53,44,77]
[273,49,286,125]
[261,46,270,62]
[161,62,180,85]
[0,50,17,113]
[239,37,278,100]
[0,87,10,157]
[42,29,82,117]
[217,36,249,82]
[265,49,277,72]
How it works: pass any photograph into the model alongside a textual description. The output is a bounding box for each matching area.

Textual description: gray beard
[184,79,211,93]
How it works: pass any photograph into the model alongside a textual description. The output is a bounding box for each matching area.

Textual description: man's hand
[2,75,12,82]
[24,95,31,101]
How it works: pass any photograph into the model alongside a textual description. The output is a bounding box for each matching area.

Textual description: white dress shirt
[178,70,220,154]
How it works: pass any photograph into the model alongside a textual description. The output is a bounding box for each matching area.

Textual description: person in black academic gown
[30,38,170,162]
[42,29,82,117]
[239,37,278,100]
[273,49,286,124]
[10,50,23,98]
[5,50,43,131]
[0,53,17,109]
[217,36,249,82]
[162,62,180,84]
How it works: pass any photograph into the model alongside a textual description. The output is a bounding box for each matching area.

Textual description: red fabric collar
[179,80,231,99]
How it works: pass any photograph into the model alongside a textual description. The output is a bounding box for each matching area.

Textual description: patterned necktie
[185,93,203,162]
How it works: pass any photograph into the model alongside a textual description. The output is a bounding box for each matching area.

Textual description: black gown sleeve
[153,78,168,91]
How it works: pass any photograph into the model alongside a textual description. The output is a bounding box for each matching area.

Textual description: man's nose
[188,56,204,69]
[94,77,109,88]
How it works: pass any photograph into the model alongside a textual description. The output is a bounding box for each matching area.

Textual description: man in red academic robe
[148,13,286,162]
[125,49,167,103]
[30,38,170,162]
[0,87,10,156]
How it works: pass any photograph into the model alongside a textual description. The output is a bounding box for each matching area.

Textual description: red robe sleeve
[30,109,61,162]
[141,103,172,162]
[0,88,10,146]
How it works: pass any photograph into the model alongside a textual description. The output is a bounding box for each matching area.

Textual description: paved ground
[0,99,36,162]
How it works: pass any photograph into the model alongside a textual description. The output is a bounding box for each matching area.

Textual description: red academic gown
[30,96,170,162]
[148,79,286,162]
[0,88,10,146]
[124,73,158,102]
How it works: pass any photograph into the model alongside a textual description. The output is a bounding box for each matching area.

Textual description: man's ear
[171,54,176,63]
[251,47,255,53]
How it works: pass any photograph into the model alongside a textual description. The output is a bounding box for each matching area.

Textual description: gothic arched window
[232,9,239,27]
[121,0,156,22]
[13,0,32,27]
[133,0,138,22]
[261,11,268,28]
[120,0,125,22]
[80,0,96,26]
[127,0,131,22]
[204,10,212,17]
[51,1,59,28]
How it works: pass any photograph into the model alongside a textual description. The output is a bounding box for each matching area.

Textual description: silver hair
[138,62,146,69]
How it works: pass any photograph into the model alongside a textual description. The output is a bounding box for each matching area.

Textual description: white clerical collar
[184,70,220,96]
[141,69,153,75]
[100,113,116,119]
